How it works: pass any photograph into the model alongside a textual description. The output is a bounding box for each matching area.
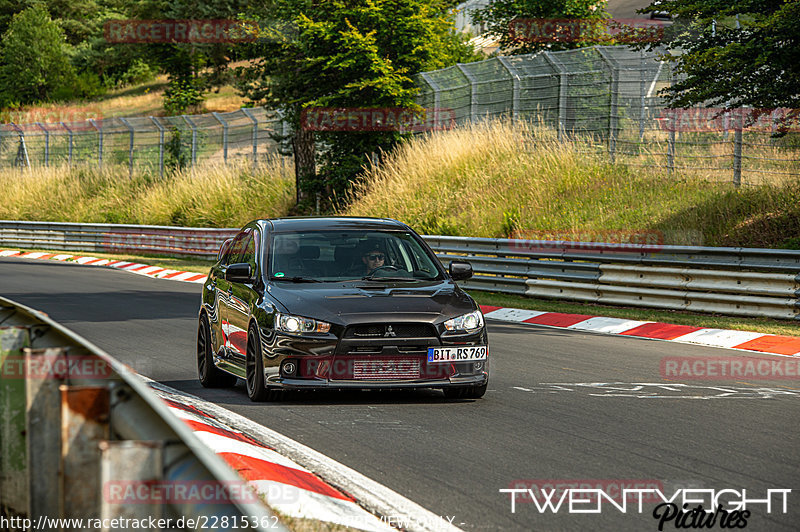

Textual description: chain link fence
[417,45,800,185]
[0,107,291,177]
[1,45,797,184]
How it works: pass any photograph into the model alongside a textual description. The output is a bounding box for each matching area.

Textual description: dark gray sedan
[197,217,489,401]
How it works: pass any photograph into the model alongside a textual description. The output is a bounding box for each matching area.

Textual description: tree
[237,0,475,207]
[640,0,800,111]
[0,5,77,105]
[471,0,611,55]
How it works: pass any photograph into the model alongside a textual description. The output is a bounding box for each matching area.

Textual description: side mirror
[449,260,473,281]
[225,263,253,283]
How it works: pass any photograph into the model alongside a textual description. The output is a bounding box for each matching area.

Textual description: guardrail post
[733,128,743,188]
[99,440,164,525]
[150,117,165,179]
[89,119,103,168]
[241,107,258,167]
[497,57,521,122]
[120,117,135,178]
[61,122,74,167]
[212,112,229,164]
[0,327,32,517]
[182,115,198,168]
[60,385,110,527]
[35,122,49,167]
[25,347,67,521]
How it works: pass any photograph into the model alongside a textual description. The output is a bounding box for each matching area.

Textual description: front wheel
[197,315,237,388]
[245,324,278,402]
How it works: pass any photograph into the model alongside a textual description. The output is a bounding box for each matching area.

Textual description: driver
[360,242,386,274]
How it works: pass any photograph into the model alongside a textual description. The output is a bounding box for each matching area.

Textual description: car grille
[344,323,435,339]
[352,359,421,380]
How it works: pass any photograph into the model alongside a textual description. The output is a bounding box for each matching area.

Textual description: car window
[225,231,248,266]
[239,230,259,272]
[269,230,443,281]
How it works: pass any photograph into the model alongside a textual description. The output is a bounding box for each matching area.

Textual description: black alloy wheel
[245,323,278,402]
[197,315,237,388]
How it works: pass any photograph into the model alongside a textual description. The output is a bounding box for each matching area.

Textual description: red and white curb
[0,249,207,283]
[147,382,460,532]
[480,305,800,357]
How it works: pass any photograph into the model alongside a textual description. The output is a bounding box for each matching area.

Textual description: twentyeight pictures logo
[501,483,792,529]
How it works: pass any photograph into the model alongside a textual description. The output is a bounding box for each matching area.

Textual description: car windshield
[268,230,443,282]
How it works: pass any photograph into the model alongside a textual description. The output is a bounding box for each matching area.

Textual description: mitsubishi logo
[384,325,397,338]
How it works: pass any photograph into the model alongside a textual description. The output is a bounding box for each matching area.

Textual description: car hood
[265,280,476,325]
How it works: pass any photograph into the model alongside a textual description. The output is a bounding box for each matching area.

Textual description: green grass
[344,120,800,249]
[0,159,295,227]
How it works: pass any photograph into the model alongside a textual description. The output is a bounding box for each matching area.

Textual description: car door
[218,231,248,363]
[226,228,260,370]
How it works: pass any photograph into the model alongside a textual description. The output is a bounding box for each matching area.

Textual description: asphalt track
[2,257,799,531]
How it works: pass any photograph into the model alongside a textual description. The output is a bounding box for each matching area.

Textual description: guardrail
[1,220,798,320]
[0,295,282,531]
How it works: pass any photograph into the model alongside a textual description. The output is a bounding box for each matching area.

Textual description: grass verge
[4,248,797,337]
[344,120,800,249]
[0,158,295,227]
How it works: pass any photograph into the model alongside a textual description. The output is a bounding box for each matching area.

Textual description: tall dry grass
[343,120,800,248]
[0,158,295,227]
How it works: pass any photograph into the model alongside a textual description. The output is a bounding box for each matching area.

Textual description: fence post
[668,129,675,174]
[639,51,646,141]
[150,117,165,179]
[89,119,103,167]
[182,115,198,167]
[497,57,521,122]
[733,128,743,187]
[11,123,30,170]
[456,64,478,123]
[119,117,134,178]
[212,112,229,164]
[241,107,258,167]
[543,52,567,140]
[61,122,73,167]
[596,48,619,163]
[35,122,49,167]
[420,72,442,127]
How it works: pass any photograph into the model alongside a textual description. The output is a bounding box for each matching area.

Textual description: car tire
[246,323,277,402]
[197,315,237,388]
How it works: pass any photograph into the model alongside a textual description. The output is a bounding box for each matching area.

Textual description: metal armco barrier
[427,235,800,321]
[0,296,283,531]
[1,221,799,320]
[0,220,238,258]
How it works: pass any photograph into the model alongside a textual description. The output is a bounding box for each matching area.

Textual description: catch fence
[1,46,797,184]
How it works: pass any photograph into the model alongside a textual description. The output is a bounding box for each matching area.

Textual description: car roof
[260,216,409,232]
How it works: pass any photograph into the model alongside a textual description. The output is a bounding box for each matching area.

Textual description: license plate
[427,346,487,363]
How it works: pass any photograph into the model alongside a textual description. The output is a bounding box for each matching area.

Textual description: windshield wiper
[270,276,321,283]
[360,275,416,282]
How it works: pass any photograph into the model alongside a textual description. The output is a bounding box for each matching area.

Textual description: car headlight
[276,313,331,334]
[444,310,484,332]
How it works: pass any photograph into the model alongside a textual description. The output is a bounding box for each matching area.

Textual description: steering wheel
[367,264,400,276]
